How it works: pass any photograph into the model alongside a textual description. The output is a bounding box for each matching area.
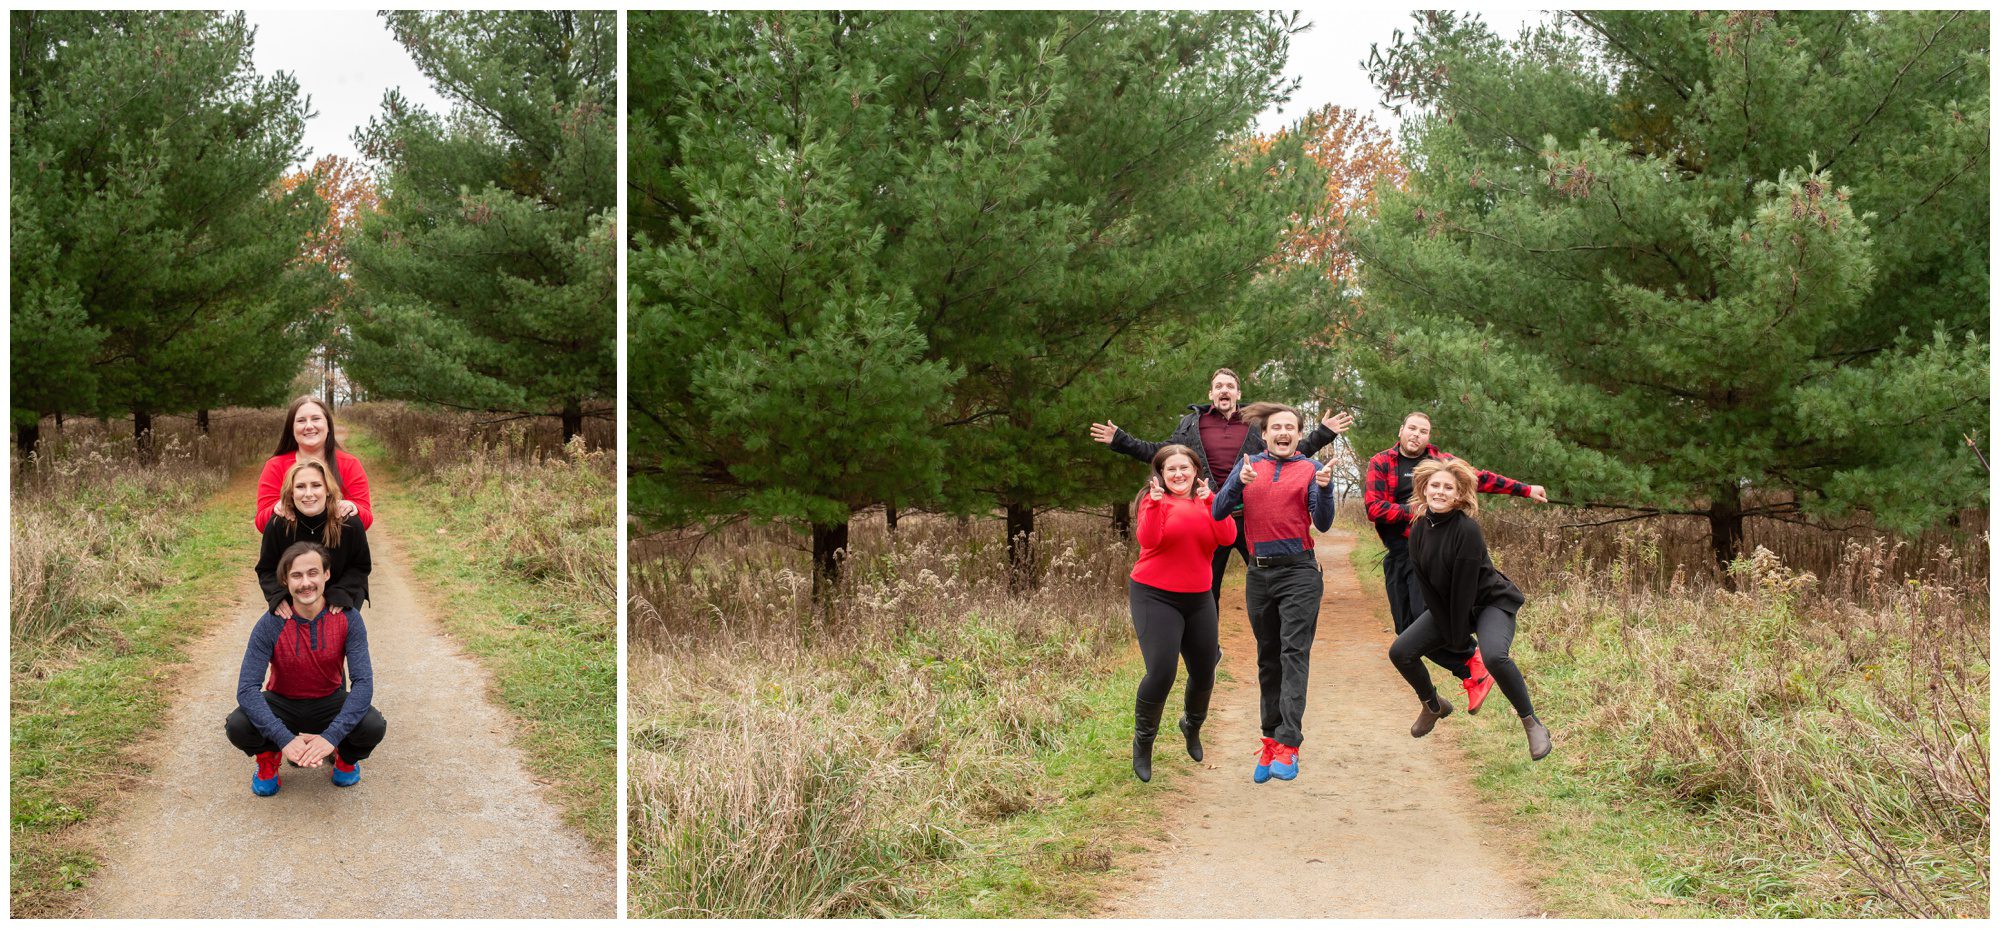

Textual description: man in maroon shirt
[1091,368,1351,609]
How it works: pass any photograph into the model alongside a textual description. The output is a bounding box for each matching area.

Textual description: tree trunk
[811,519,850,600]
[17,420,40,457]
[561,399,584,446]
[1111,500,1132,541]
[1708,481,1744,574]
[196,409,210,435]
[1006,502,1037,592]
[884,504,899,532]
[133,409,155,465]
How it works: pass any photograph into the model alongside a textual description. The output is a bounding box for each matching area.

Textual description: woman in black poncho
[1387,457,1551,760]
[255,459,371,617]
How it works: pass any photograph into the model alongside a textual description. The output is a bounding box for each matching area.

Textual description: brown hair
[279,459,344,549]
[1210,368,1240,387]
[274,396,343,459]
[1240,401,1303,435]
[1410,457,1480,518]
[1402,411,1432,427]
[277,541,332,588]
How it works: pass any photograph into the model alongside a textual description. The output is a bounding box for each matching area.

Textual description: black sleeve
[1108,426,1167,465]
[255,521,288,611]
[327,519,371,610]
[1297,422,1339,458]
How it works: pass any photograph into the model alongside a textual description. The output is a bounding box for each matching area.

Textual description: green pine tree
[1352,10,1988,566]
[631,12,1329,589]
[10,11,331,457]
[345,10,615,442]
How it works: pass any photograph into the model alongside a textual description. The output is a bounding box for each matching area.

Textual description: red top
[1131,493,1238,593]
[254,449,373,533]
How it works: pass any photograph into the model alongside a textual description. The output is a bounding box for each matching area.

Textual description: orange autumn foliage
[278,154,380,306]
[1255,103,1407,284]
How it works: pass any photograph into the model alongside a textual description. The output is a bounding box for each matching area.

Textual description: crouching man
[224,541,386,795]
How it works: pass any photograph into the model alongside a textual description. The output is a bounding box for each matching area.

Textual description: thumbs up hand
[1315,463,1333,488]
[1148,476,1164,501]
[1240,460,1260,486]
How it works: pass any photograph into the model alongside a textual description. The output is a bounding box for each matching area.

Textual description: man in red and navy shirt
[1210,403,1337,784]
[226,541,386,796]
[1365,411,1546,710]
[1091,368,1350,611]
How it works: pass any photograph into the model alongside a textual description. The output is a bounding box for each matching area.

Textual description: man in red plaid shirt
[1366,411,1546,712]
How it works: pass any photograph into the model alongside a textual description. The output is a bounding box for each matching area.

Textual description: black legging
[1130,579,1221,707]
[1389,605,1535,718]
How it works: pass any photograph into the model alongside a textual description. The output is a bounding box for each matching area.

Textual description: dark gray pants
[1383,544,1474,678]
[1390,606,1536,718]
[1207,512,1250,610]
[1245,560,1321,747]
[225,690,388,761]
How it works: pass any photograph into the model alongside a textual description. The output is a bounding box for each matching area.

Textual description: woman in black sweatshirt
[1388,457,1551,760]
[256,459,371,616]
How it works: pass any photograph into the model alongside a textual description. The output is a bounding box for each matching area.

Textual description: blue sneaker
[330,752,360,788]
[1270,743,1300,781]
[1252,738,1277,783]
[252,751,282,796]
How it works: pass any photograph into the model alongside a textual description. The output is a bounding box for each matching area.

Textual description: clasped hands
[282,733,338,767]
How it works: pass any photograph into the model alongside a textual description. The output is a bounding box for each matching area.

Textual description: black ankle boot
[1133,697,1167,782]
[1179,683,1213,762]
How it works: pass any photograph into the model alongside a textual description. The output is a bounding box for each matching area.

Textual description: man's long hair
[1240,401,1302,435]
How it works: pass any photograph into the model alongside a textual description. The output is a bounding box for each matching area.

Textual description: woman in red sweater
[255,397,373,533]
[1128,444,1238,782]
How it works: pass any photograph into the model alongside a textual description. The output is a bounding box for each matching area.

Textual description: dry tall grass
[344,401,617,613]
[1472,505,1989,917]
[10,411,284,659]
[342,401,615,477]
[628,509,1136,917]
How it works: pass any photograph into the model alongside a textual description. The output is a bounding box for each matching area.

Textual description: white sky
[242,9,450,170]
[1260,8,1547,136]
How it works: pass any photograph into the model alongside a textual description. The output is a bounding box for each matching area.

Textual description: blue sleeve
[1213,456,1248,520]
[320,610,373,746]
[1309,463,1336,532]
[236,614,293,746]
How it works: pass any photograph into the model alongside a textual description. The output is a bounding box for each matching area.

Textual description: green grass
[343,429,616,850]
[907,649,1175,917]
[10,476,258,916]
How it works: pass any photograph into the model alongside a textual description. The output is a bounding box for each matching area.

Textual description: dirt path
[1101,528,1543,918]
[76,495,615,918]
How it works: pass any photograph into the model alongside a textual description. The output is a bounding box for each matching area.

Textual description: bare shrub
[1477,503,1989,917]
[342,401,614,477]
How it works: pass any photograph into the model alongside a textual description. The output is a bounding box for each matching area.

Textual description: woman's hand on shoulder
[338,499,358,519]
[273,499,292,520]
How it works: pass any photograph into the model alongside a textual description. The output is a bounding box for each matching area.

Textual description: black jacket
[1108,402,1340,490]
[255,512,371,612]
[1408,508,1523,650]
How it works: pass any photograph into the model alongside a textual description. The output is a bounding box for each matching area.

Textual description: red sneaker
[1253,737,1278,783]
[1270,743,1300,780]
[1464,648,1494,714]
[252,750,282,796]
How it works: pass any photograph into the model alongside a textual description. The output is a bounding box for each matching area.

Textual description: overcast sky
[1260,8,1547,136]
[243,9,450,170]
[242,9,1543,167]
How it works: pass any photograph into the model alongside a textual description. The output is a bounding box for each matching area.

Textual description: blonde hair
[1409,457,1479,519]
[280,459,344,549]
